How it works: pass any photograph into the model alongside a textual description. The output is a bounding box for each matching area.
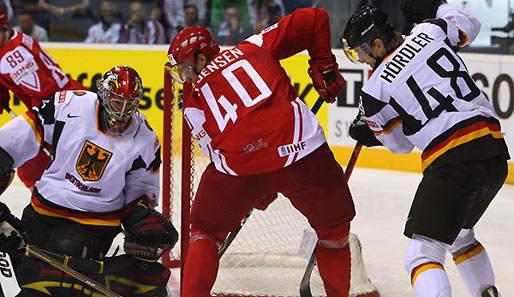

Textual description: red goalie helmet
[97,65,143,136]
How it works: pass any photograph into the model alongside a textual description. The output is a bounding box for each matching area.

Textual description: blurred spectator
[184,4,201,27]
[254,2,283,32]
[13,10,49,42]
[121,1,165,44]
[186,0,207,26]
[212,5,252,45]
[38,0,88,16]
[210,0,250,28]
[248,0,284,32]
[84,1,122,43]
[151,0,185,43]
[24,0,88,17]
[282,0,312,15]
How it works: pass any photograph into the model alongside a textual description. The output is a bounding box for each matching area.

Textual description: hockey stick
[218,97,325,258]
[26,246,122,297]
[2,103,53,160]
[299,141,363,297]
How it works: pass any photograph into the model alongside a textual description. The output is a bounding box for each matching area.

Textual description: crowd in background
[0,0,410,49]
[1,0,512,53]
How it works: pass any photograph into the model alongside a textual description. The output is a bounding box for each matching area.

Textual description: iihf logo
[278,141,307,157]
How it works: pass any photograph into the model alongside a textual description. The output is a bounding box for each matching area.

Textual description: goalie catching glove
[121,196,178,261]
[349,111,382,147]
[308,55,346,103]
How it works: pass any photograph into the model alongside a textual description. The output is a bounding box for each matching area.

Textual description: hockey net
[161,63,380,297]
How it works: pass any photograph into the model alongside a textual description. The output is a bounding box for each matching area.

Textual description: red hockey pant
[182,143,355,297]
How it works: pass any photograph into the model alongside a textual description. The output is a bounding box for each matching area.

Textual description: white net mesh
[162,66,379,297]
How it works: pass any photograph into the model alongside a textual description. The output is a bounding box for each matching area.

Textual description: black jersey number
[390,47,481,135]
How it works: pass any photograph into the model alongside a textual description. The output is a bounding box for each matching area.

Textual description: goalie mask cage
[162,63,380,297]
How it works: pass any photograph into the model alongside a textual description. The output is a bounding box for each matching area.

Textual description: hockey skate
[482,286,499,297]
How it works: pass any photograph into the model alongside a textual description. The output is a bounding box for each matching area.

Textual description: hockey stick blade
[299,141,363,297]
[26,246,121,297]
[218,97,325,258]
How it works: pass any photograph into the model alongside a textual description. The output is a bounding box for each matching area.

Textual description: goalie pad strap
[28,248,105,273]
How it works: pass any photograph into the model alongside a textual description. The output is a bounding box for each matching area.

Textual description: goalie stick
[26,246,122,297]
[2,103,53,160]
[299,141,363,297]
[218,96,325,258]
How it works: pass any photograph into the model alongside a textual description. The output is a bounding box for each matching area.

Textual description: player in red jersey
[168,8,353,297]
[0,8,86,191]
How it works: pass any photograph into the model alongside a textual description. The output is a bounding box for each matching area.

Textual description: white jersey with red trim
[360,4,509,171]
[184,8,334,176]
[0,30,85,109]
[0,90,161,214]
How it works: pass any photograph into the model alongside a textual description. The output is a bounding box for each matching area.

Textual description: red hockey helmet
[97,65,143,136]
[168,26,219,66]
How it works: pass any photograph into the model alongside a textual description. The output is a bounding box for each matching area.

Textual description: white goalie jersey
[0,90,161,227]
[361,4,510,171]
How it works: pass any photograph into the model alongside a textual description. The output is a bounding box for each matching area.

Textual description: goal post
[161,63,380,297]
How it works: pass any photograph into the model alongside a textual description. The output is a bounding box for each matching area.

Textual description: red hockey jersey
[184,8,334,176]
[0,30,85,111]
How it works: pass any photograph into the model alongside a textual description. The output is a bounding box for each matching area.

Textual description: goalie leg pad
[17,254,170,297]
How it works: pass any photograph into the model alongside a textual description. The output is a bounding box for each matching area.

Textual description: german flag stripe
[374,117,402,136]
[22,111,43,145]
[421,120,502,171]
[411,262,445,286]
[453,243,485,265]
[456,26,469,47]
[31,190,121,227]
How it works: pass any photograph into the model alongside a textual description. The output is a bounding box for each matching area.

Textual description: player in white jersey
[343,1,510,297]
[0,66,177,296]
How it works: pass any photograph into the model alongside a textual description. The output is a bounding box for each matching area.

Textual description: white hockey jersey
[361,4,509,171]
[84,22,123,43]
[0,90,161,227]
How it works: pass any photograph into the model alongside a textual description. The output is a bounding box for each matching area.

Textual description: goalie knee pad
[404,234,448,275]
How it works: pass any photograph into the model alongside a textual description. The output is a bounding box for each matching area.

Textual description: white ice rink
[2,167,513,297]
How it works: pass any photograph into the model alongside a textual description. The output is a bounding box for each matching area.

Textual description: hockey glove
[400,0,447,24]
[0,202,27,257]
[308,56,346,103]
[121,196,178,261]
[349,112,382,147]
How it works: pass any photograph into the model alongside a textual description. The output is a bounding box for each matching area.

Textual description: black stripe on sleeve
[361,91,387,117]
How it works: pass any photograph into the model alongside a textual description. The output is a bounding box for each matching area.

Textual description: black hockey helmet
[342,5,395,63]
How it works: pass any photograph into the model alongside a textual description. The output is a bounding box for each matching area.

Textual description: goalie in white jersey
[343,1,510,297]
[0,65,177,296]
